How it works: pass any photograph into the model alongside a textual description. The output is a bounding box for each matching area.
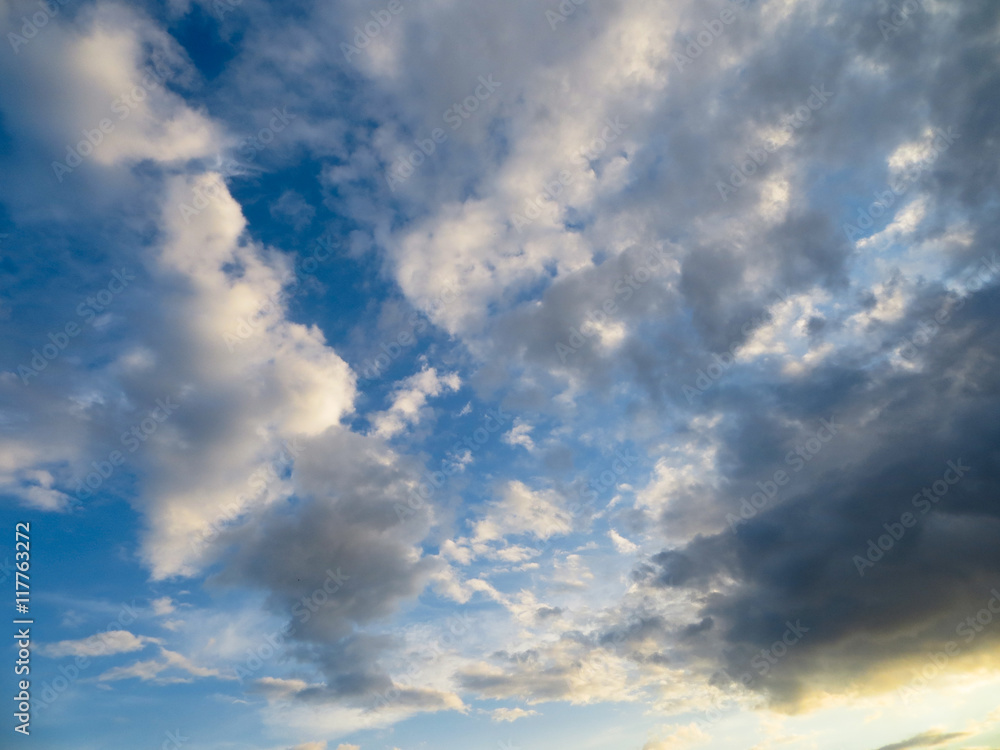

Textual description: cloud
[3,0,1000,742]
[270,190,316,231]
[251,678,319,701]
[0,4,357,584]
[624,282,1000,706]
[490,707,539,723]
[608,529,639,555]
[150,597,175,616]
[41,630,160,658]
[97,647,234,684]
[502,419,535,452]
[128,171,358,580]
[203,428,468,715]
[369,367,461,439]
[472,481,574,544]
[457,637,646,707]
[872,730,970,750]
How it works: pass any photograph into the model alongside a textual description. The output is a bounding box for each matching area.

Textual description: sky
[0,0,999,748]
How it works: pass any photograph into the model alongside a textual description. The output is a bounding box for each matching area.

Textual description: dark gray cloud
[629,280,1000,705]
[211,429,448,707]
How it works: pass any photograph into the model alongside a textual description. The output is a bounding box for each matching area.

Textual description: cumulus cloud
[472,481,574,544]
[608,529,639,555]
[369,367,461,439]
[151,597,175,616]
[0,4,355,585]
[3,0,1000,744]
[502,418,535,452]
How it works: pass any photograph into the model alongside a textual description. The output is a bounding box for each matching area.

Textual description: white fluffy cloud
[472,481,573,544]
[132,171,357,578]
[0,4,357,584]
[369,367,461,439]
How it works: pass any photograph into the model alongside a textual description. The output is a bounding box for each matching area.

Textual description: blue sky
[2,0,1000,749]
